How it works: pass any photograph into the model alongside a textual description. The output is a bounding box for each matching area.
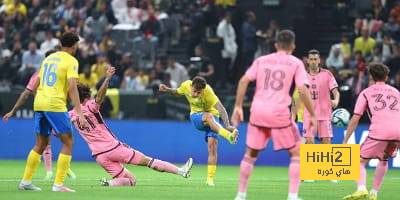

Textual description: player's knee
[203,113,213,122]
[245,148,259,158]
[289,148,300,157]
[382,153,390,162]
[34,144,47,153]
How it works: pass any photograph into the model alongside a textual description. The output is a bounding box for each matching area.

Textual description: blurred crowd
[315,0,400,108]
[1,0,399,106]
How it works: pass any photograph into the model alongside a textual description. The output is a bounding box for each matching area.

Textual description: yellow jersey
[177,80,220,117]
[34,51,79,112]
[91,62,108,79]
[79,73,99,89]
[5,3,27,16]
[292,89,304,122]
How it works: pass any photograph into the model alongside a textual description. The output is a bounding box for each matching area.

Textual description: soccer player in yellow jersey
[291,89,305,138]
[3,49,76,181]
[18,32,89,192]
[159,76,239,186]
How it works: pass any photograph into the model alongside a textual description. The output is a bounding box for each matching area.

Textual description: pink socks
[238,154,257,193]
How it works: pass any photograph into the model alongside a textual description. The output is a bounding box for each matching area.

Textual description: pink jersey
[69,99,120,156]
[354,82,400,140]
[26,72,39,92]
[245,51,308,128]
[303,69,338,120]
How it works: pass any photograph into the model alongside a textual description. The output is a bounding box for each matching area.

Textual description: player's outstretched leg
[19,134,49,191]
[234,148,259,200]
[52,133,75,192]
[343,159,369,200]
[131,150,193,178]
[147,157,193,177]
[202,112,239,144]
[369,160,389,200]
[43,144,53,180]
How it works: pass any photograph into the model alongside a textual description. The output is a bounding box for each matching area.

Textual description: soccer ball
[332,108,350,128]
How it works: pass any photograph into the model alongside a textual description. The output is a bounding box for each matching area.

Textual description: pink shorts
[303,119,333,138]
[360,137,399,161]
[95,144,143,178]
[246,122,301,152]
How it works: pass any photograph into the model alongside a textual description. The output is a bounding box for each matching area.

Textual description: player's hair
[308,49,320,57]
[60,31,79,48]
[368,62,390,81]
[77,83,91,103]
[192,76,207,90]
[276,29,295,50]
[45,49,57,57]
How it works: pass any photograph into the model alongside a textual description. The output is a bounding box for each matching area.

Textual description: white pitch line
[1,177,400,182]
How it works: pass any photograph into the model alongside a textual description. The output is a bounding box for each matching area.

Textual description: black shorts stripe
[113,168,125,179]
[249,122,292,129]
[127,150,136,164]
[92,143,121,157]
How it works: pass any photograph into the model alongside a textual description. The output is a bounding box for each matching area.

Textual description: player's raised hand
[106,66,116,79]
[159,84,168,92]
[231,106,243,127]
[2,111,14,122]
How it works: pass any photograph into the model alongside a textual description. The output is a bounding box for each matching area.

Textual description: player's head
[60,31,80,55]
[307,49,320,69]
[191,76,207,98]
[275,29,295,53]
[77,83,92,103]
[367,62,390,82]
[45,49,57,57]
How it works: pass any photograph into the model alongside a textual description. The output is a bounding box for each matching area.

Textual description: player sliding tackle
[342,63,400,200]
[70,66,193,186]
[159,76,239,186]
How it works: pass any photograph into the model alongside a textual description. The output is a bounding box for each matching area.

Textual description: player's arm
[68,78,89,128]
[95,66,115,105]
[2,89,33,122]
[231,75,250,127]
[343,114,361,144]
[214,101,231,127]
[331,88,340,109]
[291,97,303,121]
[159,84,178,95]
[298,85,317,135]
[3,76,40,122]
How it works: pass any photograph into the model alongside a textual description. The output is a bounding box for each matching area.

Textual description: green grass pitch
[0,160,399,199]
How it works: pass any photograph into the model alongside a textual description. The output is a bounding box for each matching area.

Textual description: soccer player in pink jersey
[2,49,76,180]
[343,63,400,200]
[69,66,193,186]
[295,49,340,183]
[231,30,317,200]
[301,49,340,145]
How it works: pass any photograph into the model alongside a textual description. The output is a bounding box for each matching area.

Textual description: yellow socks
[217,128,231,140]
[207,165,216,180]
[22,150,42,182]
[54,153,72,185]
